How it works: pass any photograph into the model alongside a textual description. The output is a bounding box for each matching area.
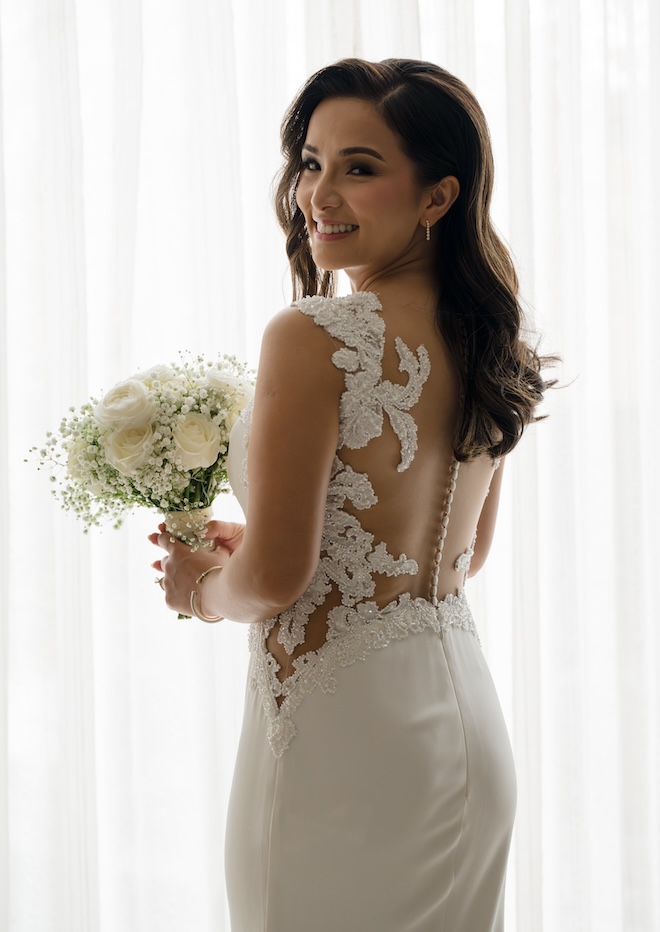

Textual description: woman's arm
[468,459,505,577]
[153,307,343,622]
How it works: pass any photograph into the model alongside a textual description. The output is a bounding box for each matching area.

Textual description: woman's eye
[348,164,374,176]
[300,159,374,176]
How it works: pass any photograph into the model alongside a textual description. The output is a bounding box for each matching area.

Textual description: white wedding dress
[224,293,516,932]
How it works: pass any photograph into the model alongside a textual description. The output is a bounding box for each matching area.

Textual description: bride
[151,58,553,932]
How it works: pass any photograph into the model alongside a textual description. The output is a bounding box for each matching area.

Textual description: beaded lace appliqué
[245,293,480,756]
[298,293,430,470]
[249,592,478,757]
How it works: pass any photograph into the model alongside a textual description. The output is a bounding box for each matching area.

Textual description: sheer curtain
[1,1,658,929]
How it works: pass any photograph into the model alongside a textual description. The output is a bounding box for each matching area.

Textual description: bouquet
[32,354,254,549]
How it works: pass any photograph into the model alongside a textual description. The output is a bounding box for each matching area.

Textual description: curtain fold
[1,1,658,929]
[0,8,10,930]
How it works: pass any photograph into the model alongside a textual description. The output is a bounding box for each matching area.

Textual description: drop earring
[425,219,431,242]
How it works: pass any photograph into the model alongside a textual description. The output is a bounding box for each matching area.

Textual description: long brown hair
[275,58,555,461]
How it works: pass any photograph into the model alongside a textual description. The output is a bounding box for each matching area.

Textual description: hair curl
[275,58,556,461]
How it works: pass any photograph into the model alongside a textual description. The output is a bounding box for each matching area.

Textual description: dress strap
[430,458,461,606]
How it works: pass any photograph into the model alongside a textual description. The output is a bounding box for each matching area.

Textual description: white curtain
[1,1,658,929]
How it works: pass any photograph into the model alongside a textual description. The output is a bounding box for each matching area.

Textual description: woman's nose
[310,172,342,212]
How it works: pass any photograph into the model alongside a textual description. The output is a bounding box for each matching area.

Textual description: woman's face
[295,97,431,286]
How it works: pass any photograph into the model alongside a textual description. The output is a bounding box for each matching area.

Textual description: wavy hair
[274,58,555,461]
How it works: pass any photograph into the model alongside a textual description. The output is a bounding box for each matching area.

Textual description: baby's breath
[30,353,254,534]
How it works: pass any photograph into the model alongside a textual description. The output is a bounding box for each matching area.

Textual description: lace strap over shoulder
[294,293,430,471]
[295,291,384,344]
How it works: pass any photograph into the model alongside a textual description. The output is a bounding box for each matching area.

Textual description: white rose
[104,423,154,475]
[172,412,221,470]
[94,379,157,430]
[133,364,184,391]
[205,370,254,410]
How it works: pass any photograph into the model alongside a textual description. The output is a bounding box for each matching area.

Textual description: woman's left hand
[149,524,231,617]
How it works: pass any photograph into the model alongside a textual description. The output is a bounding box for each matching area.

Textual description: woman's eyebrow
[302,143,385,162]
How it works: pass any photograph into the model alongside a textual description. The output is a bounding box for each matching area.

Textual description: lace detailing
[249,591,479,758]
[239,397,254,488]
[263,293,426,657]
[455,542,475,574]
[270,454,418,655]
[243,292,480,756]
[297,294,430,471]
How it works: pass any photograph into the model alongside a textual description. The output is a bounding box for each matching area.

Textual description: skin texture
[150,97,501,623]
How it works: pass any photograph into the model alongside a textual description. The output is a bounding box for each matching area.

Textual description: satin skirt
[225,620,516,932]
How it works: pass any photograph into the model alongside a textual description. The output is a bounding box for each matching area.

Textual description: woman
[151,58,552,931]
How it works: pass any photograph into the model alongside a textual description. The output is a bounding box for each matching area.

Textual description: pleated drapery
[1,1,658,930]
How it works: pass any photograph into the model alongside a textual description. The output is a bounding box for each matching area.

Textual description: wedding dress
[224,293,516,932]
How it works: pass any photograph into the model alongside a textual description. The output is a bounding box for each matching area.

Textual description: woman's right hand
[204,520,245,554]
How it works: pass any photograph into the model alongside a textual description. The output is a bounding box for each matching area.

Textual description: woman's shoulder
[258,305,345,392]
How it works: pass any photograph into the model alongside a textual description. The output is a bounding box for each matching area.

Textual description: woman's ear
[425,176,460,227]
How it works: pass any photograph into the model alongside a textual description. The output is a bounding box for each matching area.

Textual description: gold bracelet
[196,565,224,586]
[189,565,224,623]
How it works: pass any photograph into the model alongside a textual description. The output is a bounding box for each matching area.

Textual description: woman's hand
[149,521,242,618]
[203,520,245,554]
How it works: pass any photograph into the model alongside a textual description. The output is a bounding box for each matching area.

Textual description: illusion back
[229,292,499,755]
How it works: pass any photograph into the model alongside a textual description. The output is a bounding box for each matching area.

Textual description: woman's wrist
[189,565,225,623]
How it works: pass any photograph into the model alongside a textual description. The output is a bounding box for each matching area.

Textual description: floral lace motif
[297,293,430,471]
[270,456,418,655]
[245,293,480,756]
[455,543,475,575]
[249,591,479,758]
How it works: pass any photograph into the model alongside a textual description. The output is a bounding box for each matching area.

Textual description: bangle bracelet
[195,565,224,586]
[189,565,224,623]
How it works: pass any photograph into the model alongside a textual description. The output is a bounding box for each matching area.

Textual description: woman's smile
[296,97,432,286]
[314,220,359,235]
[313,219,360,239]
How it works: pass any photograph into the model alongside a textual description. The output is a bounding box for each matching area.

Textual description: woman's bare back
[265,292,499,686]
